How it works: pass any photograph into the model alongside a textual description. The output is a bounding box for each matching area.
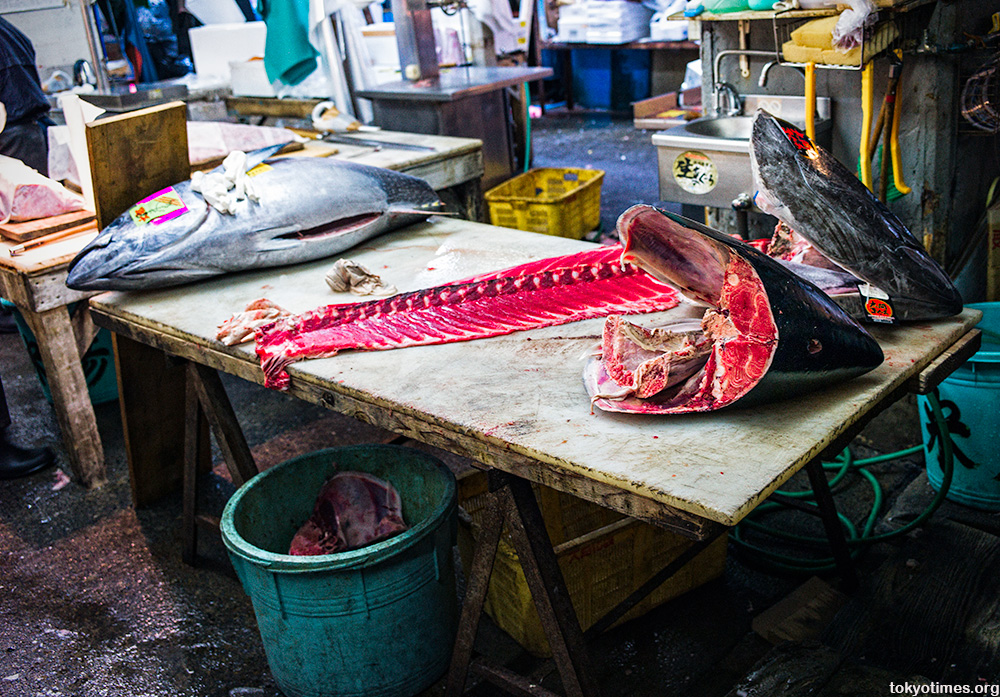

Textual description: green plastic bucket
[0,299,117,405]
[221,445,458,697]
[919,302,1000,510]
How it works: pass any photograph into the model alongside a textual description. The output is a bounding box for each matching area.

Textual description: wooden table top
[88,218,981,532]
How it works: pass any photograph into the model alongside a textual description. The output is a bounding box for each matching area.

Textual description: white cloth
[190,150,259,215]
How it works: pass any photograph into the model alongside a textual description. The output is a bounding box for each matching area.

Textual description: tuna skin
[585,206,884,414]
[66,152,444,291]
[749,110,962,321]
[255,245,681,390]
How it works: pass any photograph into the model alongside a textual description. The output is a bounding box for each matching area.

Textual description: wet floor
[0,112,991,697]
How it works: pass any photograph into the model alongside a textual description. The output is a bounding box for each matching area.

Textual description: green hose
[732,390,954,575]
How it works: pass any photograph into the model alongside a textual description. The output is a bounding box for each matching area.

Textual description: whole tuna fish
[584,205,884,414]
[749,109,962,322]
[66,147,444,291]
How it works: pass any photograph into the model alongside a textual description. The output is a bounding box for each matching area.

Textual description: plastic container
[703,0,751,13]
[919,303,1000,511]
[485,167,605,239]
[1,299,118,405]
[456,470,728,657]
[748,0,777,9]
[221,445,458,697]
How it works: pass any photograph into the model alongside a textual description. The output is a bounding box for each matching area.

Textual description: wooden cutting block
[0,209,97,243]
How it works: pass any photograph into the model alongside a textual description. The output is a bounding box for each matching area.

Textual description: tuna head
[749,109,962,322]
[66,157,444,291]
[584,205,883,414]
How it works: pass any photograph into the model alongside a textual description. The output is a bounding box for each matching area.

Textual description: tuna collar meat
[585,205,884,414]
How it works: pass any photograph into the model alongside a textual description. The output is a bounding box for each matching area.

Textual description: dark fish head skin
[750,109,962,322]
[65,158,444,291]
[616,205,883,409]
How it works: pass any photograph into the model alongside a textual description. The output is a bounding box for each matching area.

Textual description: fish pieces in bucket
[289,471,408,556]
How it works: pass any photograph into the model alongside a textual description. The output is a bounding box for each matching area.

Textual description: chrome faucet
[711,49,775,117]
[714,82,743,117]
[758,60,806,88]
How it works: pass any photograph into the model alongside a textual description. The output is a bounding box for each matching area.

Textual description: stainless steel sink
[679,115,755,141]
[652,95,832,209]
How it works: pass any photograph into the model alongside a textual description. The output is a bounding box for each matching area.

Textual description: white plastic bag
[832,0,877,50]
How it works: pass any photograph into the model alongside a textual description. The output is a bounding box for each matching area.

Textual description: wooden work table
[0,128,484,490]
[87,217,981,696]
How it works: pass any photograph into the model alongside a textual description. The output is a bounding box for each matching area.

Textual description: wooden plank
[907,329,982,395]
[225,96,323,120]
[0,210,96,243]
[85,101,190,230]
[501,475,599,697]
[446,481,506,697]
[188,362,257,486]
[112,333,208,506]
[823,518,1000,683]
[751,577,848,645]
[17,306,105,487]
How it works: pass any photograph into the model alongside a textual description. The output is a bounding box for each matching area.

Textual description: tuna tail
[750,110,962,322]
[614,205,883,412]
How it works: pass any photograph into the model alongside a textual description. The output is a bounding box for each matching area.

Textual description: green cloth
[260,0,317,86]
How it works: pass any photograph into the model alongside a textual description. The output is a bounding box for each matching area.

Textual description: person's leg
[0,369,54,480]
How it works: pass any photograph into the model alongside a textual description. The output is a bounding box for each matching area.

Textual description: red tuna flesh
[255,245,680,390]
[585,206,883,414]
[288,471,407,556]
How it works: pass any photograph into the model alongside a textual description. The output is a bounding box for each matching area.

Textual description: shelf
[542,40,700,50]
[675,0,937,22]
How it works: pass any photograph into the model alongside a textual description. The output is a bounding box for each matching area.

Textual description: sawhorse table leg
[182,361,258,564]
[447,470,600,697]
[19,305,106,488]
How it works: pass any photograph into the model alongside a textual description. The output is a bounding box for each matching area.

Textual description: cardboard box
[632,87,701,129]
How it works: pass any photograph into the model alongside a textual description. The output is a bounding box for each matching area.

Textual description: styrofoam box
[190,22,267,80]
[230,60,275,97]
[556,20,589,42]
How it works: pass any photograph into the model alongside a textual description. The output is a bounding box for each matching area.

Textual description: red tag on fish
[781,125,814,154]
[860,283,896,324]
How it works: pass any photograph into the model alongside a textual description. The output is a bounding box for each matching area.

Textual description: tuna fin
[246,141,297,168]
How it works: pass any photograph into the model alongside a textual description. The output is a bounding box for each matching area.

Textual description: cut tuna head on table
[584,205,884,414]
[66,145,445,291]
[749,109,962,322]
[289,471,408,556]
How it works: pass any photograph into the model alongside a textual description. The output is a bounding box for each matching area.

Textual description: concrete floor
[0,112,988,697]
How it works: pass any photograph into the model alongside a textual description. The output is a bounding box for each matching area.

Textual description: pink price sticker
[129,187,188,226]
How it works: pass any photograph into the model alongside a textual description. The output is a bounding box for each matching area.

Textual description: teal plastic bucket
[221,445,458,697]
[919,302,1000,510]
[0,299,118,405]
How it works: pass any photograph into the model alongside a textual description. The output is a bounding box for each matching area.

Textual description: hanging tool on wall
[867,52,911,201]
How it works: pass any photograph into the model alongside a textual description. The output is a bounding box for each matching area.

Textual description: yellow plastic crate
[456,470,728,657]
[484,167,605,239]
